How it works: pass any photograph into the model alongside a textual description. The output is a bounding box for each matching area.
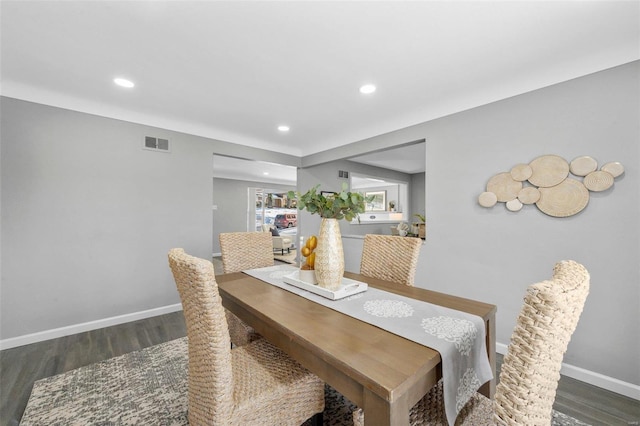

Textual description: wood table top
[217,270,496,409]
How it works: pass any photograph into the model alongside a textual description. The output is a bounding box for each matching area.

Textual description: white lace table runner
[243,265,493,426]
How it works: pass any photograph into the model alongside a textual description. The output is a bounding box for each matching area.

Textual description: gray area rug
[21,337,590,425]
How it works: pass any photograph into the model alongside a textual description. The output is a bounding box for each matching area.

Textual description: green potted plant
[288,183,372,290]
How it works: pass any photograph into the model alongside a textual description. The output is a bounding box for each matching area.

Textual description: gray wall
[303,62,639,387]
[0,97,299,340]
[212,177,295,254]
[420,62,638,386]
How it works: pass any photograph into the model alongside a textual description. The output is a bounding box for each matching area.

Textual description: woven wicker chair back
[219,231,274,273]
[360,234,422,286]
[168,248,234,424]
[493,260,590,425]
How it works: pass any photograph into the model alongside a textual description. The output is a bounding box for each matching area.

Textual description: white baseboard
[496,342,639,401]
[212,252,221,257]
[0,304,183,351]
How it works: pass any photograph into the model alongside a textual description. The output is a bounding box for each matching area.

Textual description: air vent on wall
[143,136,170,152]
[338,170,349,179]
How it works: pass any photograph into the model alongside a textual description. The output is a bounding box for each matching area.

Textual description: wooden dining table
[217,270,496,426]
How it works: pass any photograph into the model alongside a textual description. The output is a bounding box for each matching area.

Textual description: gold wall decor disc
[536,178,589,217]
[517,186,541,204]
[486,172,522,202]
[528,154,570,187]
[569,156,598,176]
[601,161,625,178]
[506,199,523,212]
[478,191,498,207]
[583,170,614,192]
[510,163,533,181]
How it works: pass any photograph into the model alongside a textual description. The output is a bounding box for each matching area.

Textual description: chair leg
[309,412,323,426]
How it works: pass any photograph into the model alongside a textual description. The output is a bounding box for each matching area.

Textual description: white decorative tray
[282,271,368,300]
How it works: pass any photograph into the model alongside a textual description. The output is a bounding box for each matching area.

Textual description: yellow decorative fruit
[301,246,311,257]
[306,252,315,268]
[308,235,318,250]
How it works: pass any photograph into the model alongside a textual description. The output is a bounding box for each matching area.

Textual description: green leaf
[289,183,369,220]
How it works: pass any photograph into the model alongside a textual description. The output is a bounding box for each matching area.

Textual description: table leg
[363,388,409,426]
[479,315,496,398]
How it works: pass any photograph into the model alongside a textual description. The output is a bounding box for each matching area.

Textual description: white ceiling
[348,143,426,174]
[1,1,638,161]
[213,154,298,186]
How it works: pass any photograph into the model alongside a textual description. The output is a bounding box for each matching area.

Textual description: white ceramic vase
[314,218,344,291]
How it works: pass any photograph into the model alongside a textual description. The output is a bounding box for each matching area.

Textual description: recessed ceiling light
[114,78,135,88]
[278,125,290,132]
[359,84,376,94]
[263,172,269,175]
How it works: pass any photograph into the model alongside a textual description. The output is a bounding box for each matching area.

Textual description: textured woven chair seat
[360,234,422,286]
[231,338,324,424]
[168,248,324,426]
[219,231,275,346]
[354,260,590,426]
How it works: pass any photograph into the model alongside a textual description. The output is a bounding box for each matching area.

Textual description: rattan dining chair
[168,248,324,426]
[353,260,590,426]
[219,231,275,346]
[360,234,422,286]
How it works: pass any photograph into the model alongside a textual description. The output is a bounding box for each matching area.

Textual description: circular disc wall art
[569,156,598,176]
[517,187,541,204]
[478,191,498,208]
[506,199,523,212]
[536,178,589,217]
[528,155,570,187]
[510,163,533,182]
[486,172,522,202]
[601,161,625,178]
[480,155,623,216]
[583,170,614,192]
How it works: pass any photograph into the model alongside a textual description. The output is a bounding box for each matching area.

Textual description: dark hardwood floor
[2,274,639,426]
[1,311,187,426]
